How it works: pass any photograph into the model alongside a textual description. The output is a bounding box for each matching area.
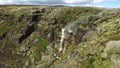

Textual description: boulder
[101,40,120,58]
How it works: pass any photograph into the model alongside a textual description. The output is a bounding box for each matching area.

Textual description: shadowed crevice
[0,33,7,40]
[18,25,35,44]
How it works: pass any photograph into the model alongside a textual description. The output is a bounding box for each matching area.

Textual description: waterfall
[59,28,65,52]
[58,22,79,53]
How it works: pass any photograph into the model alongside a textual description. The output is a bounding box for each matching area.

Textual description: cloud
[22,0,65,4]
[93,0,103,3]
[0,0,99,4]
[64,0,92,4]
[0,0,65,4]
[0,0,119,8]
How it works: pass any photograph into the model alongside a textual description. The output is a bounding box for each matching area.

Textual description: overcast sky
[0,0,120,8]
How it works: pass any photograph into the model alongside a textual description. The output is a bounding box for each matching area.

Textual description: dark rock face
[16,10,41,23]
[30,14,39,22]
[18,25,35,43]
[0,33,7,40]
[30,10,40,22]
[75,28,87,45]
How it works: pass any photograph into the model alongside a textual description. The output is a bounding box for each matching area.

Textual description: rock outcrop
[0,5,120,68]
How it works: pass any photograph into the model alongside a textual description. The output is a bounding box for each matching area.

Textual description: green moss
[34,38,49,52]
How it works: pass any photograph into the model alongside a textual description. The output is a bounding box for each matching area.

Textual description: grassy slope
[0,5,120,68]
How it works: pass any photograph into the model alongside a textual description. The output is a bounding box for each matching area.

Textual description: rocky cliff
[0,5,120,68]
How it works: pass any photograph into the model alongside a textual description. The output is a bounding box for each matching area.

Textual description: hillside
[0,5,120,68]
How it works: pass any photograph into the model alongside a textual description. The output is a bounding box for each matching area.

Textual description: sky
[0,0,120,8]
